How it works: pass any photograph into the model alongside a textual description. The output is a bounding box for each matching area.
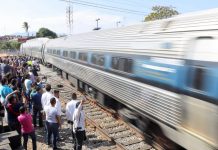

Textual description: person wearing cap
[18,106,36,150]
[44,97,61,150]
[73,96,86,150]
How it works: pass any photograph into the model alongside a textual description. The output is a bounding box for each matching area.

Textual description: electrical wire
[60,0,146,15]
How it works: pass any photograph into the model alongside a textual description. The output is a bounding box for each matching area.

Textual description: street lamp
[93,18,101,30]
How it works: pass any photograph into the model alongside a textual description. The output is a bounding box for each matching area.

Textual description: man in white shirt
[41,84,54,142]
[73,96,86,150]
[65,93,79,142]
[44,97,61,150]
[41,84,54,110]
[53,90,62,141]
[53,90,61,116]
[66,93,79,124]
[24,74,32,95]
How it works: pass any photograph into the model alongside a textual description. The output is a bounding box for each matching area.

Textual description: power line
[100,0,147,8]
[60,0,146,15]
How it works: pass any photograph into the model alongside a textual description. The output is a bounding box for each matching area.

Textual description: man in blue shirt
[0,78,13,105]
[31,86,43,127]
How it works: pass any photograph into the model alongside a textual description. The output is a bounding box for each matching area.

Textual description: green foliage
[145,6,179,21]
[36,28,57,39]
[0,41,21,50]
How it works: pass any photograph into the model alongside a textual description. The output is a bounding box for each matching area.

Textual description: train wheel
[145,123,179,150]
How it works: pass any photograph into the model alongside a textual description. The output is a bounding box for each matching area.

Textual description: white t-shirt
[55,97,62,116]
[41,91,54,110]
[24,79,32,91]
[73,103,85,132]
[65,100,79,121]
[44,106,59,123]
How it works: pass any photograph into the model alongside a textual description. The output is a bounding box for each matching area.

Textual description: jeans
[23,131,37,150]
[47,121,59,148]
[33,105,43,127]
[44,120,48,143]
[8,121,22,147]
[74,130,85,150]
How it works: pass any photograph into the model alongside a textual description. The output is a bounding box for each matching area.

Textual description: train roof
[22,37,49,48]
[45,8,218,58]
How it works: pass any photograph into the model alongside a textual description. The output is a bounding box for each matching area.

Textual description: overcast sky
[1,0,218,36]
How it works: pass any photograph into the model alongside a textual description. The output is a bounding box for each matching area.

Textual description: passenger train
[21,9,218,150]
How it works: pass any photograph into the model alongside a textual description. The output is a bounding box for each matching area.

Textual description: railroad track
[39,65,155,150]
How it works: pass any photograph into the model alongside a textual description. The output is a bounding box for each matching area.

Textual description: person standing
[24,74,32,98]
[41,84,54,143]
[0,78,13,105]
[73,97,86,150]
[31,86,43,127]
[66,93,79,143]
[29,69,35,84]
[53,90,61,117]
[44,97,61,150]
[5,90,22,147]
[53,90,62,140]
[18,106,37,150]
[41,84,53,110]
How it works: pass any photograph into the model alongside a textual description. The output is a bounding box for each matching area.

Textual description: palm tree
[23,22,29,37]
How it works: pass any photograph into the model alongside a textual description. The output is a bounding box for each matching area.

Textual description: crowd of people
[0,56,86,150]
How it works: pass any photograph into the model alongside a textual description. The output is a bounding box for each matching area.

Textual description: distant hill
[12,31,36,37]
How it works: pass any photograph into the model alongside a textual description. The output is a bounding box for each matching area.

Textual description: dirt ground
[0,54,8,57]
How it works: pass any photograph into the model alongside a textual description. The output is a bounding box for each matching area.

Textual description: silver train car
[21,38,49,60]
[21,9,218,150]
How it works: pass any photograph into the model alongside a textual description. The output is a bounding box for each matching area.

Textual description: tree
[10,41,21,50]
[0,41,21,50]
[23,22,30,37]
[145,6,179,21]
[36,28,57,39]
[0,42,11,50]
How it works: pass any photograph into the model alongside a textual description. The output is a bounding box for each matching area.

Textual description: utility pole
[66,0,73,34]
[116,21,121,28]
[93,18,101,30]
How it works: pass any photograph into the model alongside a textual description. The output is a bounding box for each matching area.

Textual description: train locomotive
[21,9,218,150]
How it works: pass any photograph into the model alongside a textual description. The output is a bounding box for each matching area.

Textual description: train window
[70,51,76,59]
[189,67,206,91]
[112,57,133,73]
[91,54,105,66]
[78,52,87,61]
[63,51,68,57]
[57,50,61,55]
[53,50,57,55]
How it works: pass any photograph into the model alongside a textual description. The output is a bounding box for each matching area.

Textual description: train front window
[78,53,87,61]
[91,54,105,66]
[112,57,133,73]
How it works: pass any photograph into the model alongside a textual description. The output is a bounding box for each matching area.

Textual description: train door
[182,37,218,149]
[41,44,46,64]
